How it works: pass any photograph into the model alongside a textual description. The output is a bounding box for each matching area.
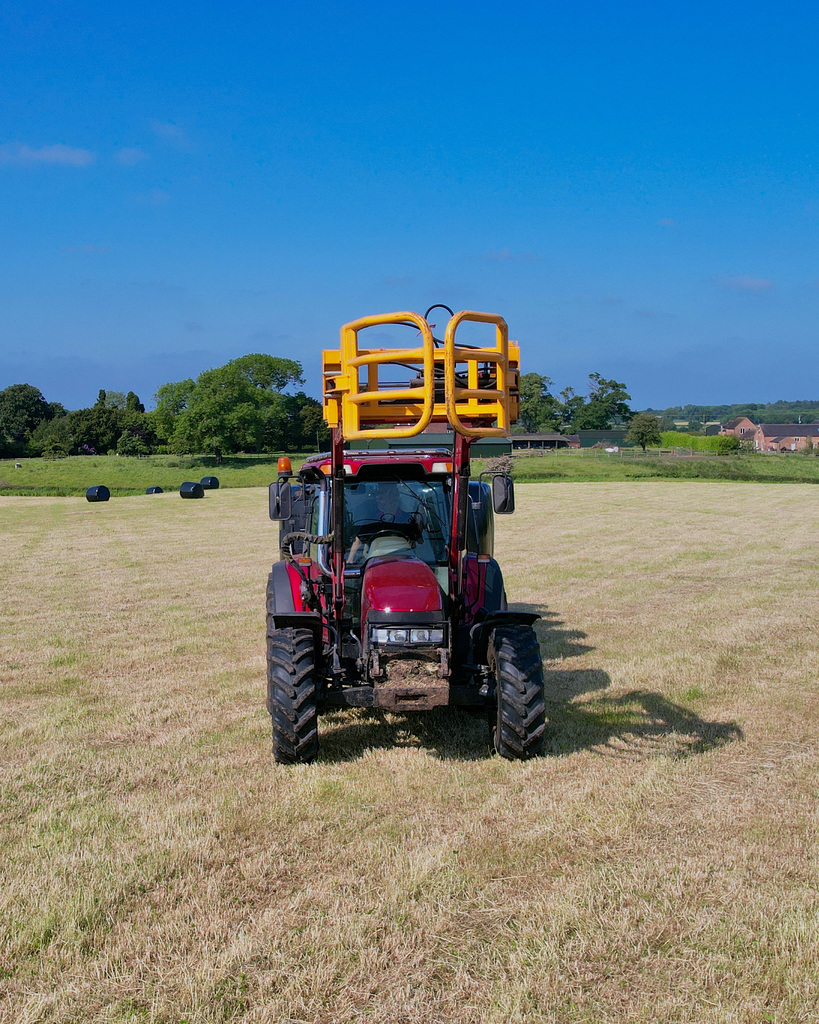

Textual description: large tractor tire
[266,627,319,765]
[489,624,546,760]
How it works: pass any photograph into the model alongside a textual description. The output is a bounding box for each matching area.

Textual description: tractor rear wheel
[490,625,546,760]
[266,627,319,764]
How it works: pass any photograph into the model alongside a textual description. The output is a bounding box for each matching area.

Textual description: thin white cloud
[115,146,148,166]
[150,120,188,146]
[136,188,171,206]
[483,248,538,262]
[0,142,96,166]
[715,274,774,292]
[62,244,111,254]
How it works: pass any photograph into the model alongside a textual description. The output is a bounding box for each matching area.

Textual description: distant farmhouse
[719,416,757,439]
[718,416,818,451]
[754,423,819,452]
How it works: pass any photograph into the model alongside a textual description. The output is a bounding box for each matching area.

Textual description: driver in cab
[345,483,421,564]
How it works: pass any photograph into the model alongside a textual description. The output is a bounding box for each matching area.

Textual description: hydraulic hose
[280,530,334,560]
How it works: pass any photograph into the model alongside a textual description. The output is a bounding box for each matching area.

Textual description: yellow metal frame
[322,310,519,441]
[444,311,510,438]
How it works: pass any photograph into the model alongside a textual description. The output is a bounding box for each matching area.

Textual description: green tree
[298,396,331,450]
[259,393,330,452]
[571,374,632,430]
[559,386,586,432]
[714,435,740,453]
[116,409,157,457]
[103,391,127,410]
[151,379,196,446]
[518,373,563,433]
[0,383,53,455]
[68,405,124,454]
[29,415,71,457]
[155,355,305,455]
[117,428,151,457]
[626,412,662,451]
[224,353,304,392]
[41,427,71,458]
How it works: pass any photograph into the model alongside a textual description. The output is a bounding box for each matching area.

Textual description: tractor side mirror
[269,478,292,521]
[491,473,515,515]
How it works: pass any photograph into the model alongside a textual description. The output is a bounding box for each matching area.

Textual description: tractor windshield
[343,477,450,566]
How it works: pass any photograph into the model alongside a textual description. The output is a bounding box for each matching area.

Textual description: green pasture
[1,482,817,1022]
[3,447,819,497]
[0,453,310,497]
[506,448,819,484]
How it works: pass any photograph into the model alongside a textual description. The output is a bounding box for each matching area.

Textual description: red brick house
[754,423,819,452]
[720,416,757,438]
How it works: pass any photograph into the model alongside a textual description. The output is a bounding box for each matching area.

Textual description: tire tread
[491,625,546,760]
[266,625,319,764]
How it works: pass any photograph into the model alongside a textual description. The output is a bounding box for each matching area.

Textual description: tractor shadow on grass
[541,689,743,760]
[522,602,743,759]
[316,604,743,763]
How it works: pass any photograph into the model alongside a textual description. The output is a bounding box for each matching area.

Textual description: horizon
[4,342,818,413]
[5,368,818,419]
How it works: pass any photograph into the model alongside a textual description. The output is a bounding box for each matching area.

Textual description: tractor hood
[361,556,444,619]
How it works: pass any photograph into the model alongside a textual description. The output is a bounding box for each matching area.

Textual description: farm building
[511,432,580,450]
[576,429,630,448]
[720,416,757,438]
[754,423,819,452]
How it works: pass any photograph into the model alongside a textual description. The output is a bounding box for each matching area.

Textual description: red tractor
[267,308,545,763]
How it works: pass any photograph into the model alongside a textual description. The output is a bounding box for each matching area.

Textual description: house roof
[757,423,819,438]
[723,416,756,430]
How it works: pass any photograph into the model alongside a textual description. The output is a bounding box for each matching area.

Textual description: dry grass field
[1,483,817,1023]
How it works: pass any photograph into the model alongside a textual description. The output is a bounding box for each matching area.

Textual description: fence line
[515,446,754,460]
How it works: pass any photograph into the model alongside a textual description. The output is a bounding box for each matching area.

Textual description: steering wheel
[354,519,422,546]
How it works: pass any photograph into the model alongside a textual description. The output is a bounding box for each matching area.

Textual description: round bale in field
[145,486,163,494]
[86,485,110,502]
[200,476,220,489]
[180,481,205,498]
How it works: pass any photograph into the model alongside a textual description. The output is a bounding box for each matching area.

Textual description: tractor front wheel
[266,627,319,764]
[490,625,546,760]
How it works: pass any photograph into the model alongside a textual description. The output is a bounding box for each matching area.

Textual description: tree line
[4,363,637,459]
[645,399,819,428]
[0,354,330,459]
[517,372,634,433]
[518,372,678,451]
[12,354,805,460]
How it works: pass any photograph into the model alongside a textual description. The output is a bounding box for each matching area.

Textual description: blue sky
[1,0,817,411]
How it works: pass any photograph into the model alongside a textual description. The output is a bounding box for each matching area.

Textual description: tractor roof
[301,449,453,477]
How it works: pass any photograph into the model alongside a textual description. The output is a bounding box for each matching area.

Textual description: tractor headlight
[371,627,444,645]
